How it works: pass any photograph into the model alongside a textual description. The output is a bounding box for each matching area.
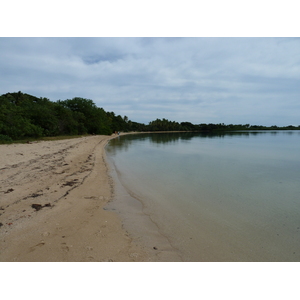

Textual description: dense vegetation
[1,91,299,143]
[0,92,131,142]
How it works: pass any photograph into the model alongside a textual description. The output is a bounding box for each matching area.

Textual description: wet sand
[0,134,181,262]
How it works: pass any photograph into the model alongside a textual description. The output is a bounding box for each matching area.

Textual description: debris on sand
[31,204,43,211]
[31,203,52,211]
[4,188,14,194]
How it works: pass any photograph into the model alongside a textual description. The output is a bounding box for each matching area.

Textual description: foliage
[1,91,299,142]
[57,98,112,135]
[0,134,13,143]
[1,92,120,141]
[148,118,183,131]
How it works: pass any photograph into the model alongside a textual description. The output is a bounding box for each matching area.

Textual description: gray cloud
[1,37,299,126]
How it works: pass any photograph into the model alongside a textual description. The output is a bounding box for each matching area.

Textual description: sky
[1,37,300,126]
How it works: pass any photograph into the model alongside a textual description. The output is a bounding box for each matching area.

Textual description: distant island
[1,91,299,143]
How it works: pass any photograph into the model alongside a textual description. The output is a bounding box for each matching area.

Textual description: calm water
[106,131,300,261]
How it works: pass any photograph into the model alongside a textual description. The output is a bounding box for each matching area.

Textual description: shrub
[0,134,13,143]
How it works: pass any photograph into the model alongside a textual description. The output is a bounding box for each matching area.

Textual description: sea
[105,131,300,261]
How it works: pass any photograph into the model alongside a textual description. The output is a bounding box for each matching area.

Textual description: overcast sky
[1,37,299,126]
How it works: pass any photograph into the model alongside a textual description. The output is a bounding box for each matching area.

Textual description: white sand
[0,134,180,261]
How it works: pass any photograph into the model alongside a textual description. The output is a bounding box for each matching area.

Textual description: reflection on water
[106,131,300,261]
[108,131,300,150]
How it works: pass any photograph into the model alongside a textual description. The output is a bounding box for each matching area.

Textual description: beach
[0,134,181,262]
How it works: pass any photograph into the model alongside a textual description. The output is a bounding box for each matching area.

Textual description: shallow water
[106,131,300,261]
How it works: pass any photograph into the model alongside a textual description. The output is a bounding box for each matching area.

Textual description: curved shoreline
[104,147,183,262]
[0,134,160,261]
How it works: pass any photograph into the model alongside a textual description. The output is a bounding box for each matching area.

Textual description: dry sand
[0,134,181,262]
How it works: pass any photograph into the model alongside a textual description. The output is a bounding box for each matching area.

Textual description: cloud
[1,37,300,126]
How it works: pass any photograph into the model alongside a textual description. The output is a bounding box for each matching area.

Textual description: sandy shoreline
[0,134,180,261]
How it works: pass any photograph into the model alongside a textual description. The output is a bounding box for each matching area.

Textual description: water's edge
[104,141,183,262]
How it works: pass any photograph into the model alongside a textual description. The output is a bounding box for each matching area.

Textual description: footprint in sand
[87,256,95,261]
[61,242,70,252]
[29,241,45,252]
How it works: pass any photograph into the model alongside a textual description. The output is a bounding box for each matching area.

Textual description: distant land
[1,91,299,143]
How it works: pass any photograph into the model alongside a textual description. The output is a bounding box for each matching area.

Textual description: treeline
[147,119,300,132]
[1,91,299,142]
[0,92,133,142]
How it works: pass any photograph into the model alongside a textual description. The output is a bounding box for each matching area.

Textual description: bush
[0,134,13,143]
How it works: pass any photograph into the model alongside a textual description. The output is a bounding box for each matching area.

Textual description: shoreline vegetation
[1,91,299,144]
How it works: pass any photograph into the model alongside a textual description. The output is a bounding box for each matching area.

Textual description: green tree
[57,97,112,135]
